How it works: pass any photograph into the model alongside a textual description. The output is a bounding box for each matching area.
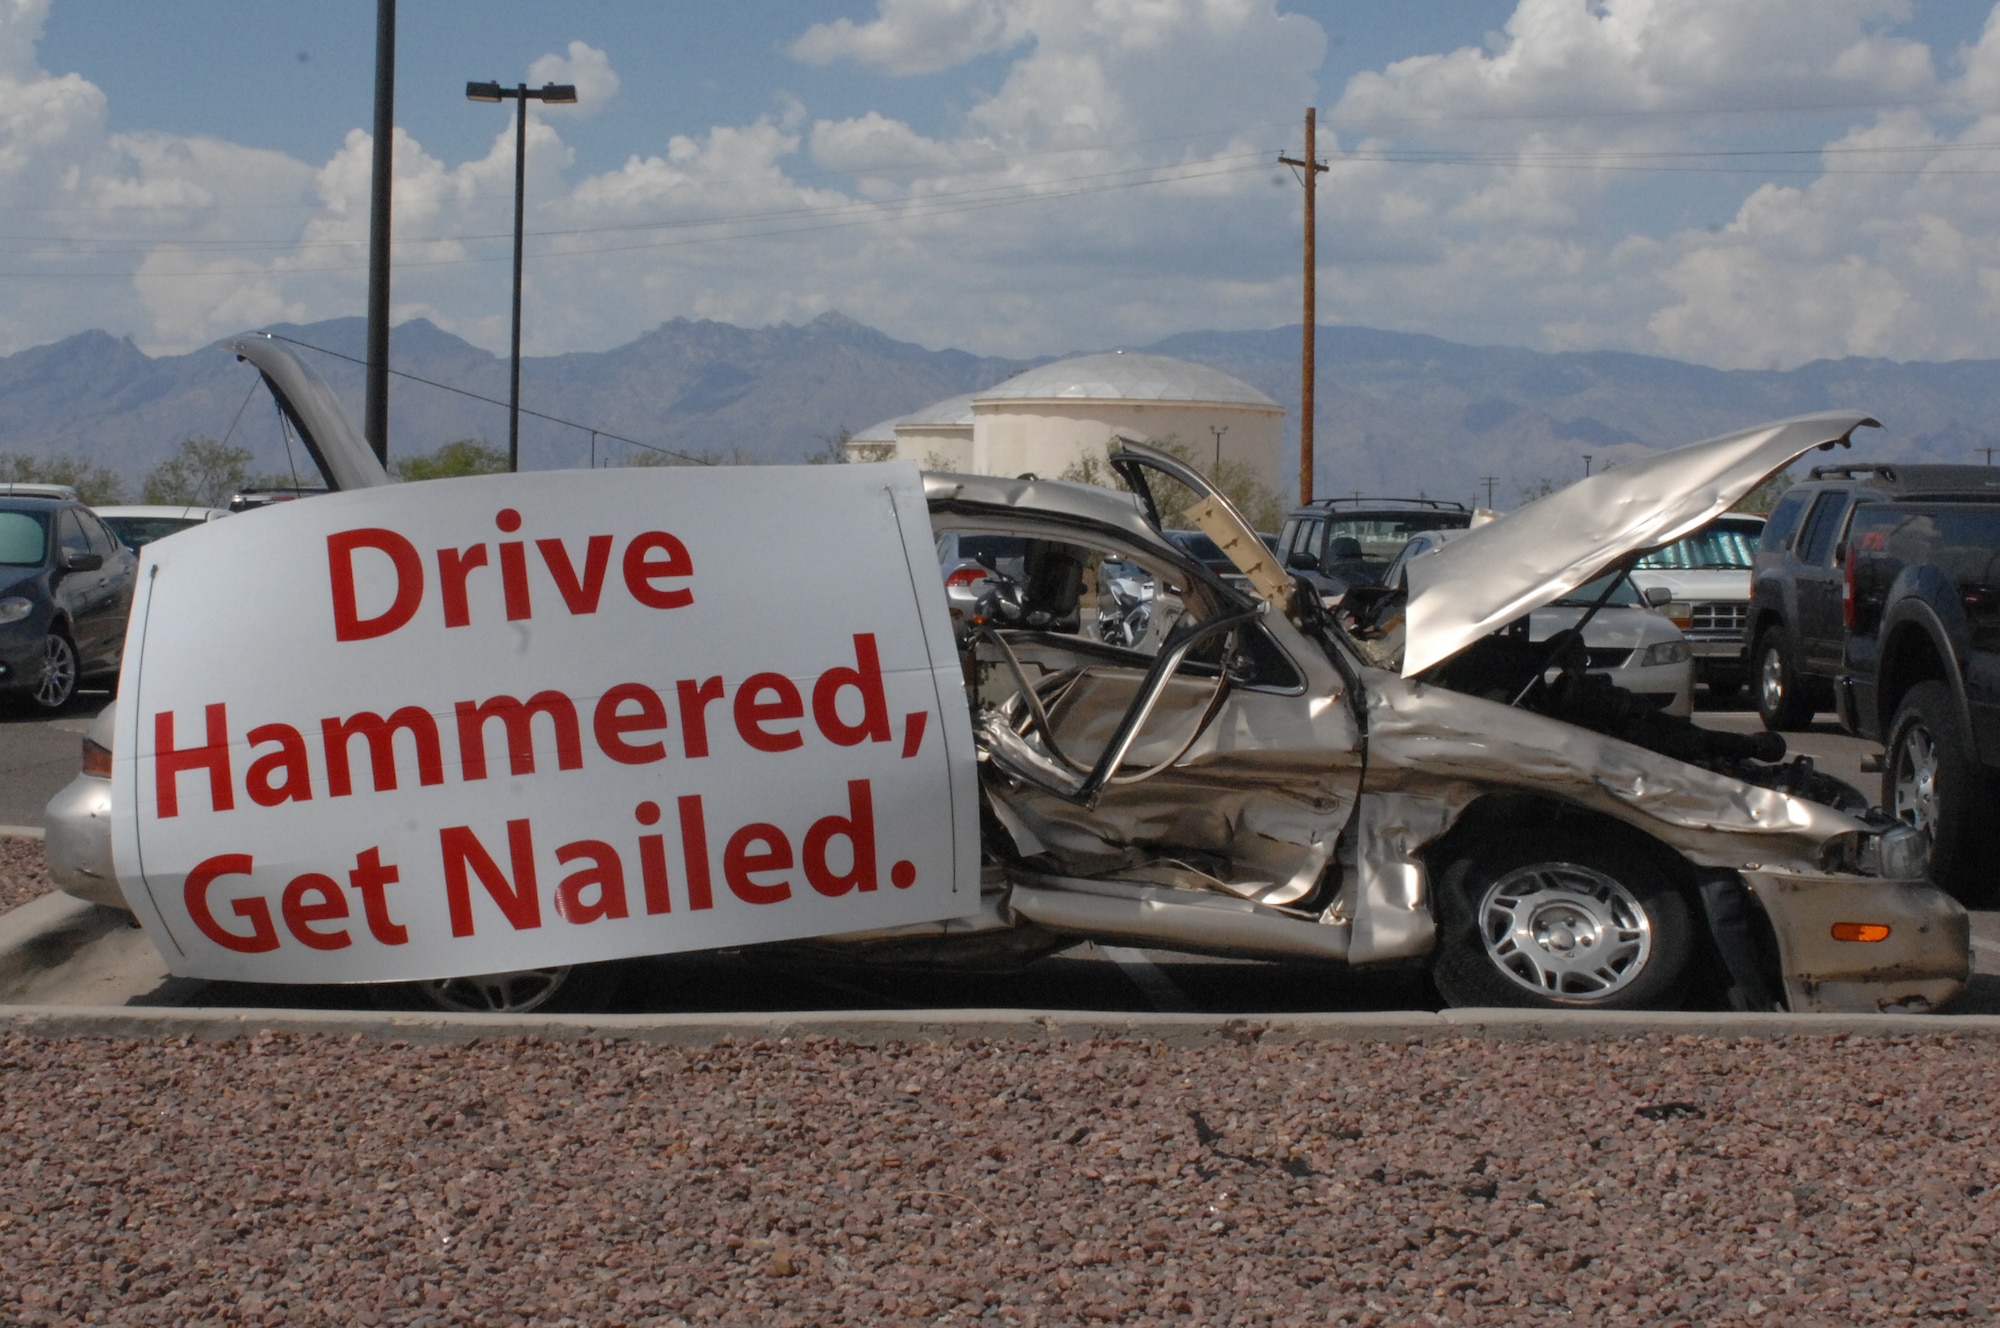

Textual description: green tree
[391,438,509,481]
[806,426,855,464]
[0,452,126,505]
[1732,469,1794,515]
[142,437,252,507]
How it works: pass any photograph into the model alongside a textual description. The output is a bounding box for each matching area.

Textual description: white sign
[109,463,979,984]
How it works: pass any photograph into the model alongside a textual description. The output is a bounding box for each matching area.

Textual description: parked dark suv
[1277,497,1473,601]
[0,494,137,710]
[1747,462,2000,730]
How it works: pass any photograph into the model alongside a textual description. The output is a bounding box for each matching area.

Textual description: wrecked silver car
[46,338,1968,1013]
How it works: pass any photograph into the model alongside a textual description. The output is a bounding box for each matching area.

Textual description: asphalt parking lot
[5,690,1999,1017]
[0,689,109,830]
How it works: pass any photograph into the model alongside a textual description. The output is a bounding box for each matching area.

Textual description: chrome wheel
[1757,643,1785,717]
[1477,862,1653,1001]
[415,967,572,1013]
[1890,722,1941,833]
[32,633,77,710]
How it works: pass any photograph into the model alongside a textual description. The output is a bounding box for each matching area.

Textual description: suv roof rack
[1294,496,1470,513]
[1807,462,1900,481]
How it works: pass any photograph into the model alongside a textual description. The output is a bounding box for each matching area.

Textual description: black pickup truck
[1842,494,2000,903]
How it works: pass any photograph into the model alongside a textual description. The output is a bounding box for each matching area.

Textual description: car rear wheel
[1885,681,1996,906]
[369,962,621,1014]
[29,631,77,711]
[1432,829,1695,1011]
[1753,628,1814,731]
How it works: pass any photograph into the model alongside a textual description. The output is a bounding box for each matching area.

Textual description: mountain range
[3,311,1998,507]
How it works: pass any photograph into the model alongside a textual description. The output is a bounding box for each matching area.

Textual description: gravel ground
[2,1031,1997,1326]
[0,836,52,913]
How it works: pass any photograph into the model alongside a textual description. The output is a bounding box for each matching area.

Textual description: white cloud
[528,40,619,118]
[13,0,2000,377]
[788,0,1027,75]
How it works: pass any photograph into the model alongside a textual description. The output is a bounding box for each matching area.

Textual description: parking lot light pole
[466,79,578,472]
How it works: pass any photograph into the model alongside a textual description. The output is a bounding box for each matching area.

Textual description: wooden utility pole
[1279,109,1328,505]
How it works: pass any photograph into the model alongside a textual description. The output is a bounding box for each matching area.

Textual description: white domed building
[847,351,1284,490]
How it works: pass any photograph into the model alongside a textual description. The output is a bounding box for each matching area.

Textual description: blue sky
[10,1,2000,369]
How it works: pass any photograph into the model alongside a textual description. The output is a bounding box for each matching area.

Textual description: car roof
[95,504,230,520]
[1286,496,1471,518]
[1800,463,2000,497]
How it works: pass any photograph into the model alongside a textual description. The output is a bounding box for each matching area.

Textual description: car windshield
[1328,512,1470,564]
[102,515,198,550]
[1634,521,1762,570]
[0,510,48,565]
[1549,571,1644,608]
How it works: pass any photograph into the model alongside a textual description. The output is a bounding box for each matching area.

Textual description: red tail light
[945,567,989,589]
[1843,545,1857,631]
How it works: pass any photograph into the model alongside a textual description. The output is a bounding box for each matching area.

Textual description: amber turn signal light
[1831,922,1891,943]
[80,737,112,779]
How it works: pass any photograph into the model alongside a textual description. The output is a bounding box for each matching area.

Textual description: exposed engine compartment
[1332,579,1877,820]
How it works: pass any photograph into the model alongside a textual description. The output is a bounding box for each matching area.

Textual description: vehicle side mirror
[61,550,102,573]
[1642,585,1672,607]
[1286,551,1318,572]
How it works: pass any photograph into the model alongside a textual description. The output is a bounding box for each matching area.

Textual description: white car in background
[1627,514,1764,703]
[1382,529,1695,717]
[93,504,230,551]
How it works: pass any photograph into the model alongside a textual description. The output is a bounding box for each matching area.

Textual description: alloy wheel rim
[416,967,570,1013]
[1477,862,1653,1001]
[1758,645,1785,715]
[1891,725,1940,832]
[34,635,75,708]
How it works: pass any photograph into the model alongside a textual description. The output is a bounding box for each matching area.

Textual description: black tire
[1753,627,1815,731]
[1884,681,1998,906]
[367,961,624,1014]
[1432,829,1696,1011]
[27,631,78,712]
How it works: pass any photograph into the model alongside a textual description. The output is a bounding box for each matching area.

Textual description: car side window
[1795,493,1849,567]
[81,511,122,558]
[58,509,92,559]
[1760,488,1811,551]
[1295,517,1323,567]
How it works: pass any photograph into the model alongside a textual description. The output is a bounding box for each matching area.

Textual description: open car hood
[1400,411,1878,678]
[225,334,392,493]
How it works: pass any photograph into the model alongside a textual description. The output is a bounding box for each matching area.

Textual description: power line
[260,332,714,466]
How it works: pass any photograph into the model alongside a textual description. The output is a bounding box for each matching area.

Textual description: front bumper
[43,772,125,910]
[1748,870,1969,1013]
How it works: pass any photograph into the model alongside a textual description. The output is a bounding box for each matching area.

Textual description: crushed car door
[951,517,1360,911]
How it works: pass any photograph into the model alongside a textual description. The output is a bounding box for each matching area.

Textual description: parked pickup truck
[1841,495,2000,904]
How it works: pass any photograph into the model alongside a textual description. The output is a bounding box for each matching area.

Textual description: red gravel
[0,836,52,913]
[2,1031,1996,1326]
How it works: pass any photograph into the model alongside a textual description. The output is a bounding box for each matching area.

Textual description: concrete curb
[4,1003,2000,1045]
[0,825,45,840]
[0,892,132,998]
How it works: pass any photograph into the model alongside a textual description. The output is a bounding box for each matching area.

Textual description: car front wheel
[1432,830,1695,1010]
[29,631,77,711]
[1753,628,1814,731]
[1885,681,1995,906]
